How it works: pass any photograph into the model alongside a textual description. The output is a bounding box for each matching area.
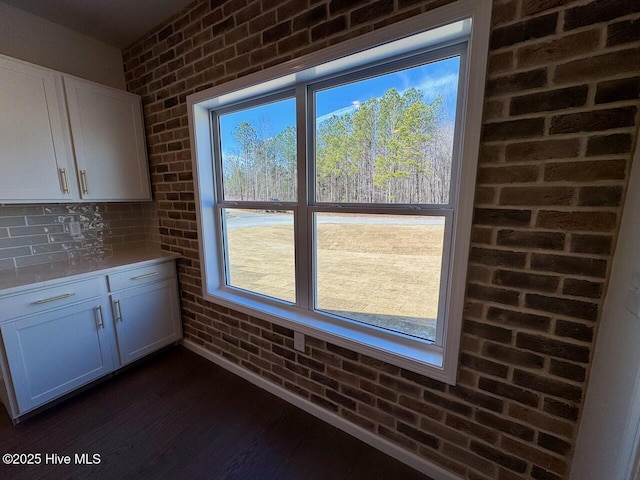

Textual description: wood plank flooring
[0,346,431,480]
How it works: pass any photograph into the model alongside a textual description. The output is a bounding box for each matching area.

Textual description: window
[217,96,297,304]
[188,0,491,383]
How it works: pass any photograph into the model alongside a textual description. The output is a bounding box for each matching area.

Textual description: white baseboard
[182,339,462,480]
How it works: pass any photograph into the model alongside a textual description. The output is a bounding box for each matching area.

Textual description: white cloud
[316,103,359,124]
[316,73,459,123]
[412,73,459,101]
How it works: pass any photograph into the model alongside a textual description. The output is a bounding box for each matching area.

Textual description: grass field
[226,214,444,341]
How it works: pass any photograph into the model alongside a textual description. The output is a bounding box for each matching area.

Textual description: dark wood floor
[0,346,430,480]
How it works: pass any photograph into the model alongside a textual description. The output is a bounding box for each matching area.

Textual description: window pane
[314,56,459,204]
[223,208,295,303]
[315,213,445,341]
[219,98,297,202]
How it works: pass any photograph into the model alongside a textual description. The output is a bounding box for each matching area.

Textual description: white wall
[572,140,640,479]
[0,2,125,88]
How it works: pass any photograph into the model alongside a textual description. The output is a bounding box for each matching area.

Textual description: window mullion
[211,113,228,289]
[435,209,454,347]
[295,83,311,311]
[211,112,225,204]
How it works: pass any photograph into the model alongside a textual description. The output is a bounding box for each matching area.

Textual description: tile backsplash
[0,202,155,270]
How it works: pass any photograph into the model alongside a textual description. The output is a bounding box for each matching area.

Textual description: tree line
[222,87,454,205]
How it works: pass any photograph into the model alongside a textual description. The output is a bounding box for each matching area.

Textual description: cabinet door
[64,76,151,201]
[112,279,182,366]
[0,56,73,202]
[1,300,115,413]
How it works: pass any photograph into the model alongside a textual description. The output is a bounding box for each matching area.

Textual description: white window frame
[187,0,491,384]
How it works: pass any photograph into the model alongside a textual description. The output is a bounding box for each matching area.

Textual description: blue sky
[219,55,460,156]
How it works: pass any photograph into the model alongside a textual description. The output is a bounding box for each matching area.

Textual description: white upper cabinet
[0,54,151,203]
[0,56,74,201]
[64,77,151,201]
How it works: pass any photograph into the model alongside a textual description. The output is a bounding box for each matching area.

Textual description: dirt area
[226,222,444,341]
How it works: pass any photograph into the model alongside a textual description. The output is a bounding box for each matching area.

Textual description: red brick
[508,404,574,438]
[475,186,495,205]
[544,398,579,421]
[484,118,545,141]
[488,51,513,74]
[586,134,633,156]
[482,342,545,369]
[236,1,261,24]
[537,210,617,232]
[445,413,499,444]
[486,69,547,97]
[563,278,604,299]
[570,234,613,255]
[486,306,551,332]
[442,443,497,476]
[483,100,504,121]
[522,0,564,16]
[449,384,504,412]
[525,294,599,322]
[555,319,594,342]
[517,30,601,68]
[502,437,568,475]
[467,283,520,306]
[555,49,640,84]
[461,352,510,378]
[491,13,558,49]
[607,18,640,46]
[471,440,527,473]
[580,185,624,207]
[350,0,394,26]
[499,187,573,206]
[513,369,582,403]
[479,144,503,163]
[538,432,572,455]
[564,0,640,31]
[494,269,559,293]
[311,16,347,42]
[510,86,588,116]
[477,166,539,184]
[476,410,535,441]
[474,209,532,227]
[470,247,527,268]
[595,77,640,104]
[399,421,440,448]
[492,0,517,26]
[496,229,565,251]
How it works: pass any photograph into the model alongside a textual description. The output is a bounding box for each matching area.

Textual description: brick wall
[0,202,149,270]
[122,0,640,478]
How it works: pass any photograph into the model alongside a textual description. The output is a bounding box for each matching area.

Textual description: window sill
[204,287,453,384]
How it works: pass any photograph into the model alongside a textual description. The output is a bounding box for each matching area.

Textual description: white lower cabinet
[0,258,182,420]
[111,280,182,366]
[1,299,115,413]
[111,280,182,365]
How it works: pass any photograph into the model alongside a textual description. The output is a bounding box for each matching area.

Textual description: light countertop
[0,245,181,294]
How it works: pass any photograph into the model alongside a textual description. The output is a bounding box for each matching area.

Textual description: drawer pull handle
[95,305,104,329]
[33,292,75,305]
[80,170,89,195]
[113,299,123,322]
[59,168,69,194]
[131,272,159,281]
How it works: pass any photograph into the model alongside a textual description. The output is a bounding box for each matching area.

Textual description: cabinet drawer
[107,261,175,292]
[0,277,103,322]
